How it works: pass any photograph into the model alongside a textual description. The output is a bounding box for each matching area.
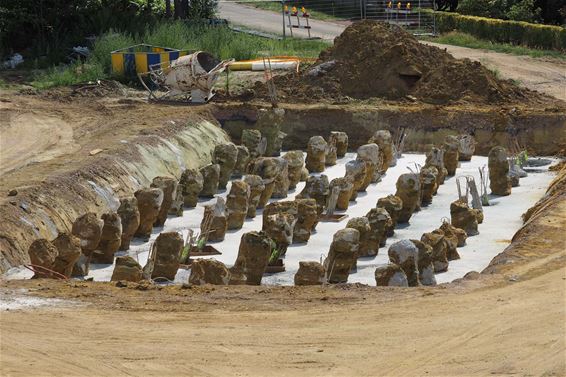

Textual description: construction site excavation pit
[4,151,557,286]
[2,21,565,290]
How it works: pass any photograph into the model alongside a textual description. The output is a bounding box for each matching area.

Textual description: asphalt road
[218,2,566,100]
[219,2,348,40]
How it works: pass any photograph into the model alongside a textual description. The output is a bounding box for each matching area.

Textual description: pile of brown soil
[253,21,547,105]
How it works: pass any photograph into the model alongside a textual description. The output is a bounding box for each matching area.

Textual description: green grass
[240,1,341,21]
[32,22,328,89]
[421,31,566,60]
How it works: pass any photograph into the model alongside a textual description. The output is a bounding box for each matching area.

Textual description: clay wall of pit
[214,104,565,155]
[0,119,230,272]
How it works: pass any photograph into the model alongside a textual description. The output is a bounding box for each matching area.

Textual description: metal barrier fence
[222,0,436,35]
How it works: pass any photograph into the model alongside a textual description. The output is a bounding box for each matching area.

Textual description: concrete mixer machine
[139,51,233,103]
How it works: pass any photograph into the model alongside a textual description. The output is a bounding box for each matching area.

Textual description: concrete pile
[249,157,286,208]
[376,195,403,236]
[457,134,475,161]
[324,228,359,283]
[233,145,250,178]
[306,136,327,173]
[329,131,348,157]
[150,176,178,226]
[27,239,59,278]
[264,212,296,255]
[488,146,512,196]
[419,166,439,205]
[421,231,449,273]
[179,169,203,207]
[293,198,319,243]
[345,159,368,196]
[395,173,421,223]
[282,150,305,190]
[443,136,460,176]
[213,143,238,189]
[365,208,391,249]
[91,213,122,264]
[410,239,437,286]
[388,239,419,286]
[439,221,468,247]
[450,200,479,236]
[356,143,381,186]
[368,130,394,174]
[146,231,183,281]
[51,233,82,278]
[226,180,250,230]
[346,217,372,258]
[133,188,164,239]
[233,231,272,285]
[243,174,265,217]
[374,264,408,287]
[329,177,354,210]
[255,108,286,157]
[188,258,232,285]
[199,163,221,198]
[325,136,338,166]
[201,197,228,242]
[272,158,290,198]
[297,175,329,213]
[71,212,103,274]
[294,261,325,285]
[241,129,263,158]
[111,256,143,282]
[117,197,140,251]
[425,147,448,185]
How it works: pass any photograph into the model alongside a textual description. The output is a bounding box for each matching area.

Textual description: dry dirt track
[219,2,566,102]
[1,262,565,377]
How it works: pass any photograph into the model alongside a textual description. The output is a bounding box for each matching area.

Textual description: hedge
[433,11,566,51]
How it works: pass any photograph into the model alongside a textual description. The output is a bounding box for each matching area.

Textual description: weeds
[422,31,566,60]
[32,22,328,89]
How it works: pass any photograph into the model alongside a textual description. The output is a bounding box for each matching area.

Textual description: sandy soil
[1,254,564,376]
[0,113,78,176]
[0,88,215,193]
[1,173,565,376]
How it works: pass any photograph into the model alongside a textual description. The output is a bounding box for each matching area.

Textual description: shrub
[434,11,566,50]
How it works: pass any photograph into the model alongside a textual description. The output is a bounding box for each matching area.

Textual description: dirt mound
[254,21,546,105]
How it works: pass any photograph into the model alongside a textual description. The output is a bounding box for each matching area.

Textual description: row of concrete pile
[111,141,522,286]
[298,135,472,286]
[25,115,523,287]
[188,131,478,287]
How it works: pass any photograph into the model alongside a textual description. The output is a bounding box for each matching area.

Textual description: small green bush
[434,11,566,51]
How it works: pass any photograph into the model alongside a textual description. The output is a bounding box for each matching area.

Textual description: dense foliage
[0,0,218,60]
[31,22,328,88]
[435,11,566,50]
[457,0,565,25]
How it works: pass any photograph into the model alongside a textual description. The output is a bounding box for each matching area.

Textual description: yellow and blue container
[110,44,190,77]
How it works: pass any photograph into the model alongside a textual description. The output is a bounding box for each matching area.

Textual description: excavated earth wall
[214,103,566,156]
[0,118,229,272]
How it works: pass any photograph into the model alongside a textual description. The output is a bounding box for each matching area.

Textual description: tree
[506,0,541,22]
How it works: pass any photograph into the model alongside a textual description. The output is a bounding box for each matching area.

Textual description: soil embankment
[214,102,566,156]
[0,93,230,272]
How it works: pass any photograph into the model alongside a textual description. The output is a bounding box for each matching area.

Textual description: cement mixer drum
[140,51,232,103]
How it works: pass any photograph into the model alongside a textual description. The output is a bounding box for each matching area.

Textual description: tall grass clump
[32,62,106,89]
[32,21,329,89]
[426,31,566,59]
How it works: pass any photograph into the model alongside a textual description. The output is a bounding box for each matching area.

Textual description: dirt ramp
[0,113,78,176]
